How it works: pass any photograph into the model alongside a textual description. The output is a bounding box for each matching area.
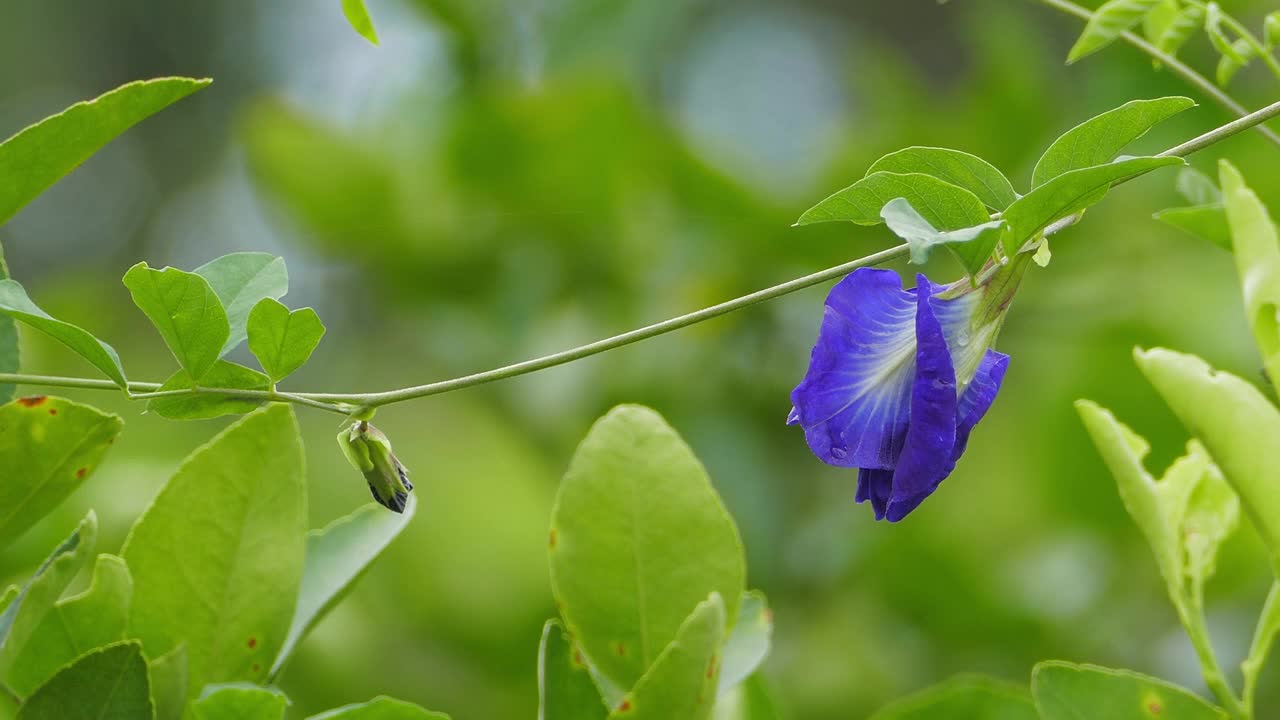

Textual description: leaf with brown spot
[123,405,305,703]
[1033,661,1227,719]
[0,397,121,547]
[549,406,744,692]
[605,594,726,720]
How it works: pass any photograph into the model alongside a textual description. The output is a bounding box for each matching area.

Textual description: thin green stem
[1177,590,1249,719]
[2,96,1278,414]
[1242,581,1280,715]
[1033,0,1280,149]
[304,244,911,406]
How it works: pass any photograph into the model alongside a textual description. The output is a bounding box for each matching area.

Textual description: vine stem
[1176,587,1250,719]
[1033,0,1280,149]
[1,101,1279,413]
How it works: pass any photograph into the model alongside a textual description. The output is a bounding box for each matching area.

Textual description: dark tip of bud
[389,491,408,513]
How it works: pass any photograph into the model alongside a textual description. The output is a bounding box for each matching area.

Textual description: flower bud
[338,421,414,513]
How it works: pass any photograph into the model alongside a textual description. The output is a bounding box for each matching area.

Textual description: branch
[1033,0,1280,149]
[3,99,1279,414]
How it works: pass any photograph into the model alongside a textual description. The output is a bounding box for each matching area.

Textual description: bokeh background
[3,0,1280,717]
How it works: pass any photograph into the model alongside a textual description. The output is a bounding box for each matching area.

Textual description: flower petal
[857,467,894,520]
[789,269,918,468]
[951,349,1009,463]
[885,276,960,522]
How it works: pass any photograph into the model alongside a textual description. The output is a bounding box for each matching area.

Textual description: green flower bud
[338,421,414,513]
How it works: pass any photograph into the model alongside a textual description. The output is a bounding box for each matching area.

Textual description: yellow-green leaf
[0,78,209,227]
[868,675,1036,720]
[606,594,726,720]
[123,263,230,382]
[6,554,132,697]
[0,513,97,680]
[549,405,744,693]
[538,620,608,720]
[194,684,288,720]
[122,405,306,701]
[15,641,151,720]
[193,253,288,356]
[1219,161,1280,384]
[1033,661,1226,719]
[247,298,326,383]
[0,398,121,548]
[0,279,127,388]
[1068,0,1164,63]
[341,0,380,46]
[270,499,415,680]
[1134,348,1280,566]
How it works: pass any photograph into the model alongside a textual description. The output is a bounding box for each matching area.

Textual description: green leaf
[549,406,745,691]
[1220,161,1280,384]
[1156,3,1204,56]
[1001,156,1184,254]
[341,0,380,46]
[247,299,326,383]
[880,198,1005,275]
[717,592,771,698]
[1032,661,1227,719]
[146,360,270,420]
[0,513,96,680]
[1183,454,1239,590]
[1075,401,1236,597]
[122,263,230,382]
[0,279,127,388]
[6,554,132,697]
[712,675,783,720]
[1177,167,1223,206]
[1215,40,1253,87]
[306,696,451,719]
[1266,12,1280,49]
[15,641,152,720]
[606,594,726,720]
[193,253,289,356]
[271,499,416,680]
[149,645,188,720]
[0,243,16,404]
[1133,348,1280,565]
[1068,0,1163,63]
[795,173,989,231]
[538,620,608,720]
[865,147,1017,211]
[0,397,121,547]
[0,77,210,227]
[193,684,288,720]
[868,675,1036,720]
[1205,3,1249,63]
[1142,0,1179,44]
[122,404,306,700]
[1153,205,1231,249]
[1031,97,1194,188]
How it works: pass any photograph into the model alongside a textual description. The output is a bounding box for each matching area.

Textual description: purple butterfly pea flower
[788,265,1021,521]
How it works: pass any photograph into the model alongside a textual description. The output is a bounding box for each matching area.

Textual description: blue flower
[788,267,1016,521]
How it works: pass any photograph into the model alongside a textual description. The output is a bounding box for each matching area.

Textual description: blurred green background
[3,0,1280,717]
